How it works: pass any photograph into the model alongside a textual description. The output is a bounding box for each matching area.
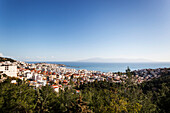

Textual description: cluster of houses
[0,59,170,93]
[133,68,170,83]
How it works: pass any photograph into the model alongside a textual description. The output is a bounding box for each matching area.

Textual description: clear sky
[0,0,170,62]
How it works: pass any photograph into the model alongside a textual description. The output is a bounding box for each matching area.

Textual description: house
[24,70,33,79]
[76,90,80,93]
[0,63,17,77]
[11,80,17,84]
[63,80,68,85]
[52,85,59,93]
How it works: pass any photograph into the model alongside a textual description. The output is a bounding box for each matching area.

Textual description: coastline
[27,61,170,73]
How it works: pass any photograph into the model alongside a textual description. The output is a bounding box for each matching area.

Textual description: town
[0,57,170,93]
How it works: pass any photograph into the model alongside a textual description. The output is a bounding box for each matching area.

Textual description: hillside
[1,74,170,112]
[0,57,16,62]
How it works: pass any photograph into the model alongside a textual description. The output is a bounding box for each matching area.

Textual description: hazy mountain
[77,57,154,63]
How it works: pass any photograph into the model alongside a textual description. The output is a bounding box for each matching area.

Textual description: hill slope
[0,57,16,62]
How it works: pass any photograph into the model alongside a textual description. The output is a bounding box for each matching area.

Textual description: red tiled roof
[54,86,58,88]
[76,90,80,93]
[63,80,68,83]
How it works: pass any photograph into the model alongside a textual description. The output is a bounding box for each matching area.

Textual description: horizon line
[24,61,170,63]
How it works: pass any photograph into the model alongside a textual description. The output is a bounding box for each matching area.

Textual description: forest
[0,72,170,113]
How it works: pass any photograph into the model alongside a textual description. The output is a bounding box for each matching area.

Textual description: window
[5,66,9,70]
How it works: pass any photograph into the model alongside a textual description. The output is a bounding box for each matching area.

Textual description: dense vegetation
[1,74,170,113]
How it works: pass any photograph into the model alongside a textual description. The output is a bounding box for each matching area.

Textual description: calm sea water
[27,62,170,72]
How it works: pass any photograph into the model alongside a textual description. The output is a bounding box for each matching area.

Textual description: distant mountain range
[77,57,154,63]
[0,56,156,63]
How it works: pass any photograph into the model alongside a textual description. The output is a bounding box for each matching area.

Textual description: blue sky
[0,0,170,62]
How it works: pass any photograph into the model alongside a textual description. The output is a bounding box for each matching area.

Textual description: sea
[27,62,170,73]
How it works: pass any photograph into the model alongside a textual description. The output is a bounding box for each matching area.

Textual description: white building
[11,80,17,84]
[52,85,59,93]
[0,64,17,77]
